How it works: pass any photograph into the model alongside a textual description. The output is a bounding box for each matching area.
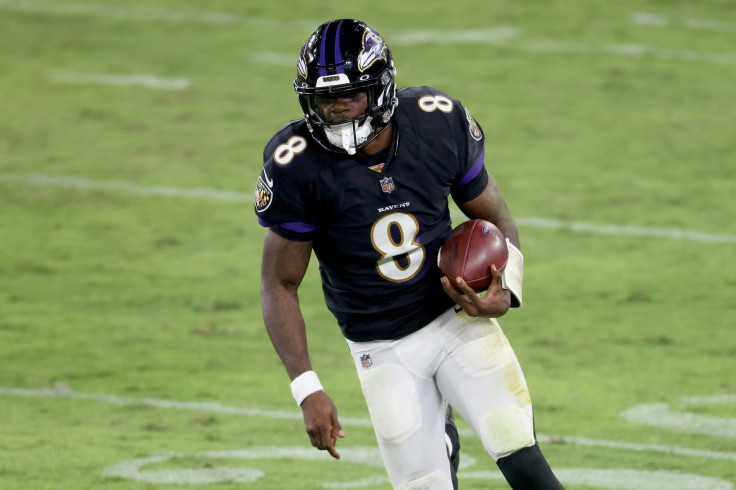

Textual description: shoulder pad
[263,120,319,168]
[264,119,307,154]
[397,86,451,100]
[397,86,461,115]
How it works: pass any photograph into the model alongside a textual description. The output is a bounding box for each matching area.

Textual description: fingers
[440,276,475,299]
[440,276,462,301]
[441,276,479,316]
[320,425,340,459]
[326,413,345,459]
[306,421,342,459]
[302,393,344,460]
[489,264,503,289]
[454,276,477,297]
[327,443,341,460]
[332,413,346,440]
[441,277,469,311]
[441,269,509,318]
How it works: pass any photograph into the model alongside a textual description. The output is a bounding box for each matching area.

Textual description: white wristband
[290,370,324,406]
[501,238,524,307]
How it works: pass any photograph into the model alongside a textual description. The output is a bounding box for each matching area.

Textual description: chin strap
[340,125,356,155]
[325,116,374,154]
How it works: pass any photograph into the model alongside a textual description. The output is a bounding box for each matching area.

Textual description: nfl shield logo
[380,177,395,193]
[360,354,373,368]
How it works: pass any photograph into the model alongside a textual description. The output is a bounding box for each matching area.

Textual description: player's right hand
[441,264,510,318]
[300,391,346,459]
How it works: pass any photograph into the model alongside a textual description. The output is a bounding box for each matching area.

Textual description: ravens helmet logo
[358,30,388,72]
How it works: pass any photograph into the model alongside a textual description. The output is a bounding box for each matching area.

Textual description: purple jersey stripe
[257,216,317,234]
[281,221,317,233]
[459,147,486,186]
[334,20,344,74]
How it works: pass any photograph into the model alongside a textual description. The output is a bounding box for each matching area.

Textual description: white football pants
[346,307,536,489]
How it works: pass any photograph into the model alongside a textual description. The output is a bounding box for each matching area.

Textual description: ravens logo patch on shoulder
[254,176,273,212]
[464,107,483,141]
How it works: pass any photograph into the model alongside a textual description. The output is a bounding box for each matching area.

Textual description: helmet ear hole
[294,19,398,154]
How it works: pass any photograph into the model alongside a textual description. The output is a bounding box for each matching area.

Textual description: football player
[255,19,564,489]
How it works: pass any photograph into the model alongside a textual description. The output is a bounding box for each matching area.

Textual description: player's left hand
[441,264,511,318]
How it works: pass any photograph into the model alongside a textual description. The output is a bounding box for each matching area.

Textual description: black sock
[496,445,565,489]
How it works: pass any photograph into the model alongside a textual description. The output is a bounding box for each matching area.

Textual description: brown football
[438,219,509,292]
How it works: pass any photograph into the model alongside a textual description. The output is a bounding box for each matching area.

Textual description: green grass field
[1,1,735,488]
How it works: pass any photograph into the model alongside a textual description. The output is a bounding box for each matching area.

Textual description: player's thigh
[436,316,536,461]
[347,341,454,489]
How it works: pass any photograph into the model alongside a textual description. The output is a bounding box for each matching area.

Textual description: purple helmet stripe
[334,19,344,74]
[459,147,486,186]
[318,21,331,77]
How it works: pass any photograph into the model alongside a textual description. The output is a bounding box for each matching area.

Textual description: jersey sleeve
[450,101,488,204]
[253,126,317,242]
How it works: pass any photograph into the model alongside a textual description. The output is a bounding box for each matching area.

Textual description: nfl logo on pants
[360,354,372,368]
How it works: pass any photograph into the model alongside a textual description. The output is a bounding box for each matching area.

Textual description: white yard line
[621,403,736,438]
[252,39,736,66]
[389,27,521,46]
[2,172,734,244]
[0,0,315,28]
[458,469,733,490]
[536,434,736,462]
[0,173,249,202]
[515,216,736,244]
[247,52,296,66]
[632,12,736,33]
[3,1,735,65]
[0,386,373,428]
[0,0,240,24]
[2,385,735,463]
[683,394,736,405]
[102,449,735,488]
[49,71,190,90]
[389,28,736,64]
[525,39,736,65]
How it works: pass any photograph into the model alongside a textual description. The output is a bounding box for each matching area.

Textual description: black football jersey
[255,86,488,342]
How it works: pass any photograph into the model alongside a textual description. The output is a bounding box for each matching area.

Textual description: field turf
[1,1,735,488]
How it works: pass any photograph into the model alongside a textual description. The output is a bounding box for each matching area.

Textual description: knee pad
[478,406,536,460]
[359,363,422,444]
[399,471,453,490]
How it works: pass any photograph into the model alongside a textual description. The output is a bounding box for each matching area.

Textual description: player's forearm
[458,176,520,249]
[492,215,520,251]
[262,286,313,380]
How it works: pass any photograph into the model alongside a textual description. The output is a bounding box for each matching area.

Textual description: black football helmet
[294,19,398,155]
